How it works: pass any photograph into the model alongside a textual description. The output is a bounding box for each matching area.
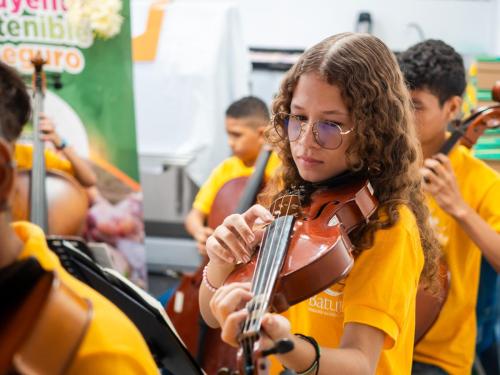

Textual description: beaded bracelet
[294,333,320,375]
[202,265,219,293]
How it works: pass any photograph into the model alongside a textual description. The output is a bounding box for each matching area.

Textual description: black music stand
[47,237,204,375]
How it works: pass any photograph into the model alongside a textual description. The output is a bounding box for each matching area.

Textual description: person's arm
[184,208,213,255]
[199,205,272,326]
[39,113,97,187]
[209,283,385,374]
[451,204,500,272]
[275,322,384,374]
[421,154,500,272]
[57,146,97,187]
[203,203,389,373]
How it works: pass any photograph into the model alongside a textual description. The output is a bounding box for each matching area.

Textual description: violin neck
[239,215,294,341]
[29,91,48,232]
[438,129,463,156]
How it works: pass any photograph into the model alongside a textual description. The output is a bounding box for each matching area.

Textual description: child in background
[185,96,280,254]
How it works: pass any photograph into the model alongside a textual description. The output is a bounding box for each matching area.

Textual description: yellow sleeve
[192,159,235,215]
[13,222,159,375]
[343,206,424,349]
[477,178,500,233]
[14,143,33,169]
[68,351,158,375]
[14,143,74,176]
[44,149,75,176]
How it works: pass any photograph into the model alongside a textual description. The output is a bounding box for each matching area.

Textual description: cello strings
[32,93,46,225]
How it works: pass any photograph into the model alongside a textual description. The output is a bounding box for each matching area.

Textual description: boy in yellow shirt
[184,96,279,254]
[0,61,158,374]
[399,39,500,375]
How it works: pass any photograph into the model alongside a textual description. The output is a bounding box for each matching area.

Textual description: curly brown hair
[263,33,440,288]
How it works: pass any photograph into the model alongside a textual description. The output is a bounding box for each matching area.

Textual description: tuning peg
[49,73,63,90]
[492,81,500,103]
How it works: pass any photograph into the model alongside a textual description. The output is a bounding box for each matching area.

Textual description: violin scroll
[31,52,47,95]
[492,81,500,103]
[460,82,500,149]
[440,82,500,154]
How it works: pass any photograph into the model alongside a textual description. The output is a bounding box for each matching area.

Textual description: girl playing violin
[199,33,440,374]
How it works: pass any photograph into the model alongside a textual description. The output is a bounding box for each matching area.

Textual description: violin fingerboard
[245,215,294,334]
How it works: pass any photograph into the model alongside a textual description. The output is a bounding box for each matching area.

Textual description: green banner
[0,0,139,184]
[1,0,147,287]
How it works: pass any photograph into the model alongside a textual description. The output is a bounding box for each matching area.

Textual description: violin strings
[241,194,281,339]
[253,193,295,331]
[243,193,286,336]
[251,193,295,332]
[250,194,284,300]
[241,226,269,336]
[254,194,289,302]
[239,192,297,370]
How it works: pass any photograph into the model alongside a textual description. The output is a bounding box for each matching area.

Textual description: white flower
[66,0,124,41]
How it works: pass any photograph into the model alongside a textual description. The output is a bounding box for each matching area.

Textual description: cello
[12,53,88,236]
[165,148,272,374]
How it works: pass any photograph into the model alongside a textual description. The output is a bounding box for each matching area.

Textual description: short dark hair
[398,39,466,106]
[225,96,269,122]
[0,61,31,141]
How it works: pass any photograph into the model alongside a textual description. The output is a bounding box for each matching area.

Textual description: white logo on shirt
[429,213,449,247]
[308,287,344,317]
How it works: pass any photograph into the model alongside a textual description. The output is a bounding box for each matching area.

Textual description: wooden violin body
[0,258,92,375]
[12,168,89,235]
[226,179,377,312]
[415,260,449,343]
[225,178,377,375]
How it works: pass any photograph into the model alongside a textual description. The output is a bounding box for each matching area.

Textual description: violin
[165,148,272,374]
[443,81,500,153]
[0,257,92,375]
[223,176,377,374]
[11,53,88,235]
[415,80,500,343]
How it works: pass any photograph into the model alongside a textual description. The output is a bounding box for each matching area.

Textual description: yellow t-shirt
[13,222,159,375]
[414,145,500,375]
[193,152,281,214]
[14,143,75,176]
[271,205,424,374]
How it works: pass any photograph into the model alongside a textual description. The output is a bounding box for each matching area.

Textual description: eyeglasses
[273,113,353,150]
